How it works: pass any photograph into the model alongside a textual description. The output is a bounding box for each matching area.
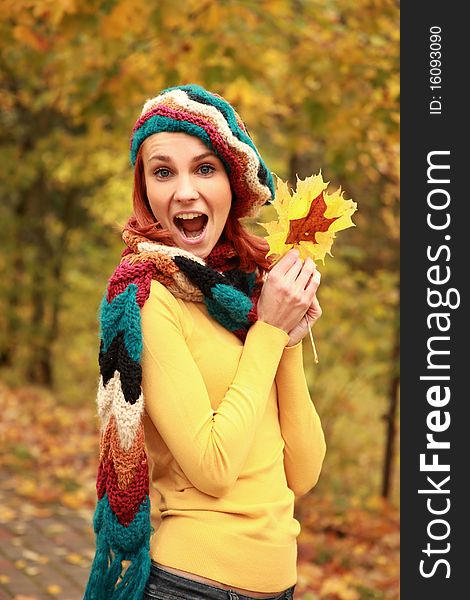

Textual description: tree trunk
[27,260,52,386]
[288,152,318,190]
[0,226,25,367]
[0,132,31,367]
[381,305,400,499]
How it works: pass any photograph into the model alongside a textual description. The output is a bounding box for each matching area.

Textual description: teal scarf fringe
[83,495,151,600]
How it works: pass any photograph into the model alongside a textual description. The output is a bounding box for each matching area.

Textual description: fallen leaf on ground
[46,585,62,595]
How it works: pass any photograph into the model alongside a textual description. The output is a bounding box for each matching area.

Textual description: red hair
[123,146,274,275]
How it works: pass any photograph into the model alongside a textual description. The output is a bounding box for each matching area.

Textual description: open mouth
[174,212,209,240]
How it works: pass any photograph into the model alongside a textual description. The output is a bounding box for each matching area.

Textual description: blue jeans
[143,562,296,600]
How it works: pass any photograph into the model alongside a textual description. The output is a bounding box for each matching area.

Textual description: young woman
[84,84,326,600]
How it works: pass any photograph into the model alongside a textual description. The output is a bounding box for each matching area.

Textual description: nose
[173,174,200,203]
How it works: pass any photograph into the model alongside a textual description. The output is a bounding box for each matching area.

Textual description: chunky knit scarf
[83,231,262,600]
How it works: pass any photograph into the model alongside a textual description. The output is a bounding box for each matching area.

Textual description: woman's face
[142,132,232,258]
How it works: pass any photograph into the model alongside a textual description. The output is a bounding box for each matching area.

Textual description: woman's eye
[198,164,215,175]
[154,168,171,178]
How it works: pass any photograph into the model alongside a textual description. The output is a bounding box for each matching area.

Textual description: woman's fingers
[270,248,300,276]
[293,256,316,290]
[307,268,321,294]
[307,293,322,319]
[258,250,323,333]
[269,252,321,297]
[269,249,304,288]
[284,258,305,285]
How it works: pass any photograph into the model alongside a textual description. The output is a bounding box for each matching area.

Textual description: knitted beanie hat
[129,84,275,219]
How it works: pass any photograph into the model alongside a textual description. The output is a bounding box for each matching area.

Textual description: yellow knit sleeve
[275,342,327,497]
[141,281,290,498]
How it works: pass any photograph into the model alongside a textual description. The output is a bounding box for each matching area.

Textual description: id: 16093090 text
[429,25,443,115]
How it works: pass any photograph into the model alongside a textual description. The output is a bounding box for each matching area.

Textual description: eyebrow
[147,151,217,163]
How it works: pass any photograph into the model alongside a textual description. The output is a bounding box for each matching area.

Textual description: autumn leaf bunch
[258,172,358,264]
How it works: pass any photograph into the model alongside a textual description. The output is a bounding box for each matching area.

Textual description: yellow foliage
[259,172,357,263]
[12,25,48,51]
[100,0,152,39]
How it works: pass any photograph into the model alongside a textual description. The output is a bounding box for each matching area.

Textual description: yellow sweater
[141,280,326,593]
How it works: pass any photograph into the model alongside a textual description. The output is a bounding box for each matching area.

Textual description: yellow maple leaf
[259,172,357,264]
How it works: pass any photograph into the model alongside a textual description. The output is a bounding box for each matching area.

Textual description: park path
[0,475,95,600]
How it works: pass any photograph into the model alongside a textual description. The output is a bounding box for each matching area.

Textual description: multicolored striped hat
[129,84,275,219]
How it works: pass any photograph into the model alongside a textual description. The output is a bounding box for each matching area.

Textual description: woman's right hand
[257,249,318,334]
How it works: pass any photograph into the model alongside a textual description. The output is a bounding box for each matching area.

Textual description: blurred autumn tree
[0,0,399,501]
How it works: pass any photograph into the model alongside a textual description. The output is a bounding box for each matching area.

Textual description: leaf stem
[305,315,319,363]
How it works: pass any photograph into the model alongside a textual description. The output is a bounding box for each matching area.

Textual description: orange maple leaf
[286,191,339,245]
